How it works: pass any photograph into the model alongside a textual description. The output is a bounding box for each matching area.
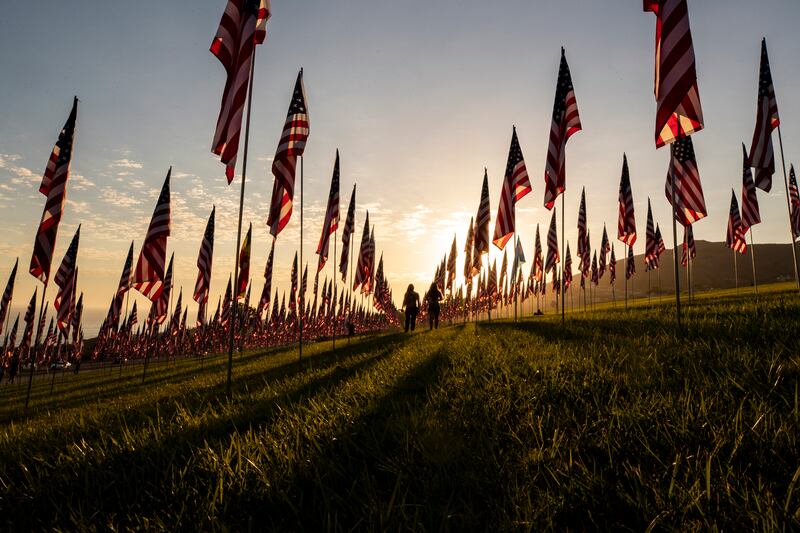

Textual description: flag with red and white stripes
[577,187,587,259]
[317,150,341,271]
[789,165,800,239]
[210,0,271,182]
[258,239,274,317]
[643,0,704,147]
[544,48,582,210]
[627,244,636,279]
[472,169,491,275]
[268,70,310,237]
[221,275,232,326]
[237,223,252,299]
[132,169,171,301]
[353,212,370,291]
[726,190,747,254]
[747,39,780,192]
[57,266,77,331]
[21,289,37,350]
[0,259,18,332]
[194,206,215,304]
[54,226,80,312]
[563,242,573,289]
[609,245,616,285]
[681,224,696,266]
[153,254,174,324]
[740,144,761,231]
[30,97,78,285]
[618,154,637,246]
[544,209,559,274]
[645,199,658,270]
[493,127,532,249]
[533,223,543,283]
[339,184,356,281]
[599,225,609,279]
[665,136,706,226]
[109,241,133,327]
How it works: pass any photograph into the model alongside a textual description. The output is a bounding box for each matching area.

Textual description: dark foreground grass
[0,288,799,530]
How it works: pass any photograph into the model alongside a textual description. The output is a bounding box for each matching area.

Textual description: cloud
[70,173,95,190]
[112,159,143,169]
[100,187,141,208]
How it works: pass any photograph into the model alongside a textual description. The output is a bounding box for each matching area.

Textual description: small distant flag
[740,144,761,230]
[237,223,252,299]
[726,190,747,254]
[617,154,637,246]
[665,136,706,226]
[544,209,560,274]
[339,184,356,281]
[317,151,341,272]
[194,206,215,305]
[472,169,491,275]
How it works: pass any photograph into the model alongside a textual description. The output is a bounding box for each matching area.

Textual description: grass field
[1,285,799,530]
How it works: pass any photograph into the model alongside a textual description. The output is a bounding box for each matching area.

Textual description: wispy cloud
[100,187,141,208]
[111,159,143,169]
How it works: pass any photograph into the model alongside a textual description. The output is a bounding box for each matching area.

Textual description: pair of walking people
[402,282,442,332]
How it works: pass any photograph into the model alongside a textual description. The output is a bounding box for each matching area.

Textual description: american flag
[268,70,310,237]
[581,230,591,278]
[544,209,560,274]
[237,223,252,299]
[644,0,704,147]
[132,169,171,301]
[31,97,78,285]
[563,242,573,289]
[109,241,134,327]
[748,39,780,192]
[609,245,616,285]
[289,252,298,312]
[300,263,308,313]
[790,165,800,239]
[128,301,138,332]
[464,218,474,281]
[533,223,543,283]
[577,187,587,259]
[493,127,532,249]
[599,225,609,279]
[363,227,376,295]
[71,292,83,344]
[210,0,271,182]
[499,250,508,289]
[221,275,232,326]
[740,144,761,231]
[153,254,174,324]
[487,260,498,298]
[645,199,658,270]
[627,244,636,279]
[57,266,77,331]
[446,235,457,292]
[665,136,707,226]
[655,224,666,257]
[21,289,37,350]
[35,300,48,349]
[0,259,18,332]
[54,226,81,311]
[353,212,370,291]
[472,169,491,275]
[7,315,18,351]
[544,48,582,210]
[618,154,637,246]
[591,251,598,286]
[194,207,215,305]
[726,190,747,254]
[339,184,356,281]
[681,224,696,267]
[317,150,341,272]
[258,239,274,317]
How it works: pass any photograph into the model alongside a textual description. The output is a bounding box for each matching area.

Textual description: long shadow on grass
[227,335,488,531]
[2,334,400,424]
[1,334,416,529]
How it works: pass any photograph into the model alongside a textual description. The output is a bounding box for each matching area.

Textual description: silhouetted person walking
[402,284,420,332]
[427,282,442,330]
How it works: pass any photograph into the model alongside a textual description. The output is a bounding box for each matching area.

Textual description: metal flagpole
[776,126,799,290]
[561,196,565,325]
[299,154,304,362]
[226,52,256,395]
[669,147,682,329]
[24,285,48,410]
[333,226,337,351]
[750,229,757,294]
[624,249,628,309]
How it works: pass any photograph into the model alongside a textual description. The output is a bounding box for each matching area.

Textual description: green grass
[0,285,799,530]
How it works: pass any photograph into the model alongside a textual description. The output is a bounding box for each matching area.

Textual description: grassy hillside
[0,285,798,530]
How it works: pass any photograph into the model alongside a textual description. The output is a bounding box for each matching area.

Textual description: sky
[1,1,800,337]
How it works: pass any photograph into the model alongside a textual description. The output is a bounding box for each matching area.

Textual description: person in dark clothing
[402,284,420,332]
[426,282,443,330]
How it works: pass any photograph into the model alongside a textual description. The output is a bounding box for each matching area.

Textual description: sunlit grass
[0,284,798,529]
